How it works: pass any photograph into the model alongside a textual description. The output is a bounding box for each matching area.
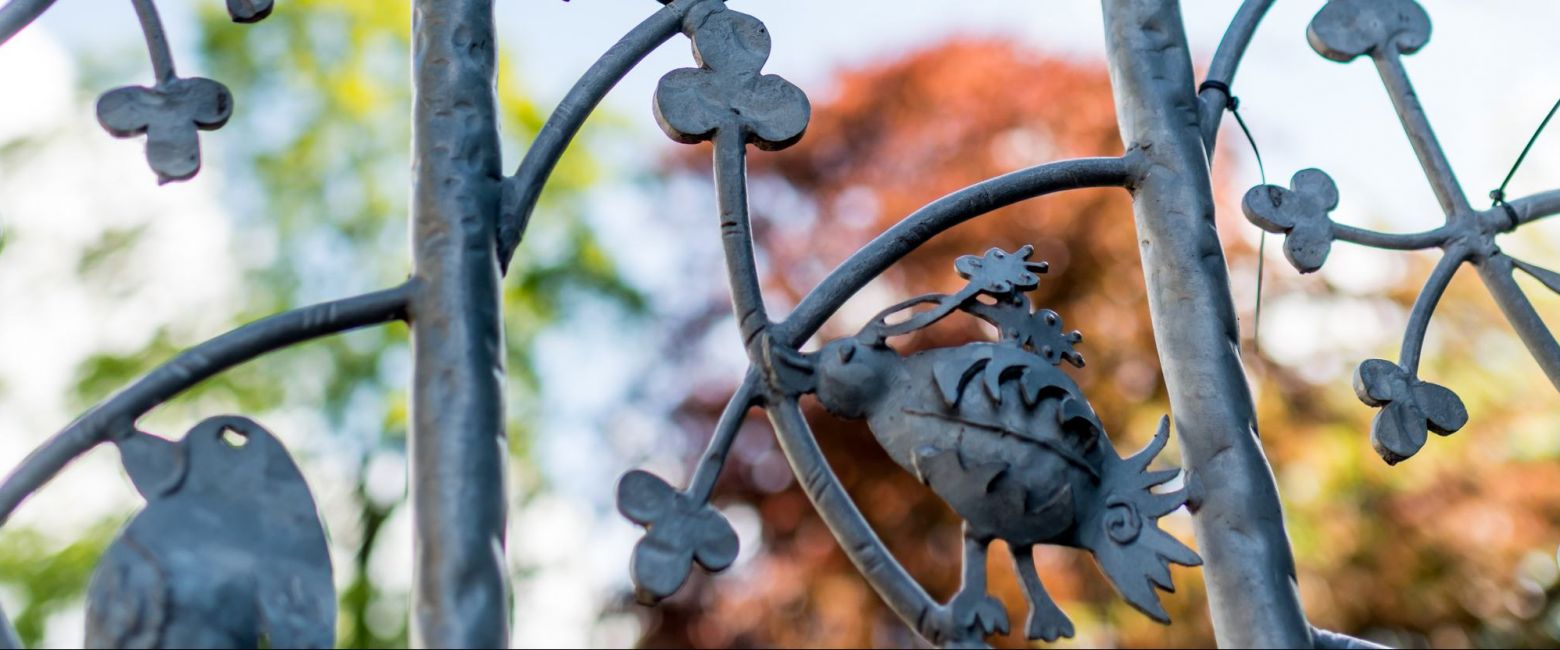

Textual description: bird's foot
[1025,597,1075,642]
[936,588,1009,644]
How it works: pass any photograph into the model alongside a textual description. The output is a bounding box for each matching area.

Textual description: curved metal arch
[0,283,411,527]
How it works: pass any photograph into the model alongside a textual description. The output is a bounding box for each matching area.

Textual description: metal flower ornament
[86,0,268,183]
[1242,0,1560,464]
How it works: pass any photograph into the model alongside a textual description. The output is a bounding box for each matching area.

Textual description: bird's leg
[941,525,1010,643]
[1011,545,1074,642]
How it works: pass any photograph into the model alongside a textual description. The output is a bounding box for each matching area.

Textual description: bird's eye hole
[220,427,249,448]
[838,344,856,364]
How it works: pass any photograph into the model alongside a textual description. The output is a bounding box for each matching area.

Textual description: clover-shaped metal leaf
[617,469,739,604]
[96,77,233,184]
[1242,168,1339,273]
[1353,359,1468,464]
[652,8,810,150]
[1307,0,1431,62]
[227,0,275,23]
[955,245,1049,296]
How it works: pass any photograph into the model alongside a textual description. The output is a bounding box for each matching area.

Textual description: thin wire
[1205,80,1270,355]
[1490,96,1560,207]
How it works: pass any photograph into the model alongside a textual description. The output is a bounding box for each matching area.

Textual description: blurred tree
[631,38,1560,649]
[0,1,638,647]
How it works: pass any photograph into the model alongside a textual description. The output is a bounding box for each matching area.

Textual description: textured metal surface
[1102,0,1311,646]
[88,417,333,648]
[0,0,1549,647]
[407,0,510,647]
[1242,0,1560,465]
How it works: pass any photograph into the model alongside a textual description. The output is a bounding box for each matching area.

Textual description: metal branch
[408,0,509,645]
[1507,188,1560,227]
[1103,0,1310,645]
[130,0,176,84]
[1199,0,1275,154]
[713,131,772,362]
[1398,248,1466,374]
[1372,45,1471,218]
[0,0,55,47]
[774,156,1134,346]
[765,399,943,643]
[496,0,706,271]
[1478,254,1560,389]
[1332,222,1450,251]
[0,284,411,528]
[685,371,759,504]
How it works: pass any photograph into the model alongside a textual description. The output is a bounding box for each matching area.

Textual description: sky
[1,1,1557,648]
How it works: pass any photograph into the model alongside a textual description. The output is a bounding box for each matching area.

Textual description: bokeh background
[1,1,1558,648]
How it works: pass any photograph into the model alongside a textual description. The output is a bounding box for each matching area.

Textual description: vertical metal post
[1101,0,1311,646]
[408,0,509,647]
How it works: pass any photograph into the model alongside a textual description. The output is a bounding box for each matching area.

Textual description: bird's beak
[115,430,188,499]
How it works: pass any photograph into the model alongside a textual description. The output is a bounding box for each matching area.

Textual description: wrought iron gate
[0,0,1554,647]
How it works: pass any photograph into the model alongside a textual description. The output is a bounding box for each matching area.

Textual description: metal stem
[1372,46,1471,218]
[1398,248,1466,374]
[497,0,701,270]
[774,156,1133,345]
[713,131,770,361]
[1332,222,1450,251]
[1101,0,1310,646]
[765,399,941,641]
[685,371,758,504]
[1477,254,1560,389]
[0,0,56,47]
[1508,188,1560,226]
[1199,0,1274,154]
[130,0,176,84]
[0,284,411,527]
[408,0,509,646]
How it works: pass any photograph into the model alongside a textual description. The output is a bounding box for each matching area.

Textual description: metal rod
[1199,0,1275,154]
[1398,248,1466,374]
[774,156,1133,346]
[0,0,55,47]
[407,0,509,646]
[130,0,176,84]
[1101,1,1311,646]
[1477,254,1560,389]
[712,131,770,360]
[1509,188,1560,226]
[1372,46,1471,218]
[0,283,411,527]
[686,371,758,504]
[497,0,697,270]
[765,399,942,641]
[1332,222,1450,251]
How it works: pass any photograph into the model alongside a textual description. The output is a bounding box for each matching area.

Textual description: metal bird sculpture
[85,416,334,649]
[771,246,1201,643]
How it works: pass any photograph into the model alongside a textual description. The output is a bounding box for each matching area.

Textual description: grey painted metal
[1198,0,1274,154]
[406,0,510,647]
[783,247,1200,643]
[1103,0,1310,647]
[0,0,1550,647]
[1242,0,1560,465]
[497,0,710,271]
[0,0,55,46]
[0,284,410,528]
[88,417,333,648]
